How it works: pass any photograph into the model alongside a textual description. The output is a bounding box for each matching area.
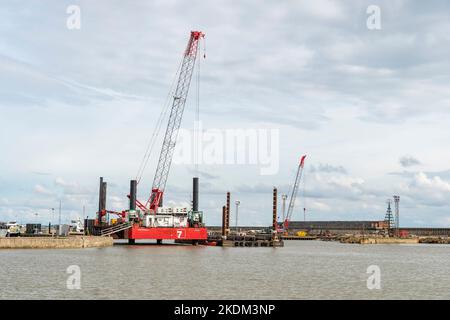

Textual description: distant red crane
[283,155,307,233]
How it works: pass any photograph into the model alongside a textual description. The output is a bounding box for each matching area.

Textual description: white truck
[6,222,20,237]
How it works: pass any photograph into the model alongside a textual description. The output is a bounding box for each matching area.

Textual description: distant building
[207,220,450,237]
[288,220,386,230]
[286,220,387,235]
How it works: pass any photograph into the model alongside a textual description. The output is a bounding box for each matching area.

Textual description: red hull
[126,225,207,240]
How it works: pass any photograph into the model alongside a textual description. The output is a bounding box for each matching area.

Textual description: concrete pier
[0,236,113,249]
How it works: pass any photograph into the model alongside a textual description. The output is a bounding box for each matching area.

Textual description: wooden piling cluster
[214,190,284,247]
[272,187,278,240]
[222,239,284,247]
[221,192,231,237]
[226,191,231,236]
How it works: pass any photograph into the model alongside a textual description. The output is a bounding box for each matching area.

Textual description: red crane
[121,31,207,242]
[283,155,307,233]
[134,31,204,213]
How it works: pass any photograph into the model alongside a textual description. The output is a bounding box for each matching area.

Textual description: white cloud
[108,196,127,211]
[307,200,331,212]
[310,163,347,174]
[33,184,53,196]
[335,64,395,76]
[298,0,347,20]
[327,175,364,189]
[55,177,92,195]
[412,172,450,193]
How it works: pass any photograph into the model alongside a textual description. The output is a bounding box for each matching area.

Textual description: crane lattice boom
[145,31,204,212]
[284,155,306,231]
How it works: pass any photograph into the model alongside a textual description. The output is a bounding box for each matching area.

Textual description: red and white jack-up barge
[96,31,207,244]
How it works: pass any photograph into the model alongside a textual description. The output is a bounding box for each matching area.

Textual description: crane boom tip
[300,155,307,167]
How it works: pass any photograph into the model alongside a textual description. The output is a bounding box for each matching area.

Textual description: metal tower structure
[393,195,400,237]
[281,194,288,223]
[284,155,306,232]
[384,199,394,236]
[141,31,204,213]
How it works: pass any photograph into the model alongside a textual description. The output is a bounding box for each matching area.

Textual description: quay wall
[0,236,113,249]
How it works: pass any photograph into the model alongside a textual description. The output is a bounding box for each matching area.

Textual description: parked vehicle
[6,221,20,237]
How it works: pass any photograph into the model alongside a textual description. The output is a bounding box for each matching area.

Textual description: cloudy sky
[1,0,450,227]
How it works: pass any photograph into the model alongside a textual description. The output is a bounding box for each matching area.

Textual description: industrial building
[286,220,387,235]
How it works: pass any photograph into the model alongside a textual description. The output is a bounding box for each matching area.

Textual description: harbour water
[0,241,449,299]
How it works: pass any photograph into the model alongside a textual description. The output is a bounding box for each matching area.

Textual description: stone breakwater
[0,236,113,249]
[339,236,420,244]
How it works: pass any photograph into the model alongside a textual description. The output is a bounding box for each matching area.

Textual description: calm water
[0,241,449,299]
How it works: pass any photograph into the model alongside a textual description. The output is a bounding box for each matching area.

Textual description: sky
[1,0,450,227]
